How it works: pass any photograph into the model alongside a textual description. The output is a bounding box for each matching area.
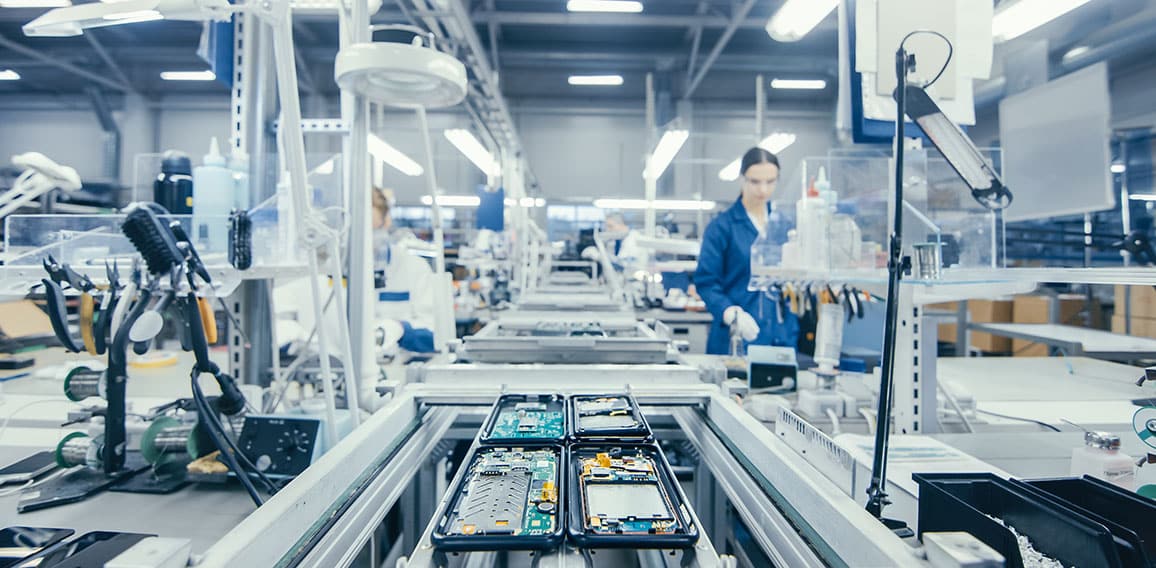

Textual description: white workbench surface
[938,356,1146,430]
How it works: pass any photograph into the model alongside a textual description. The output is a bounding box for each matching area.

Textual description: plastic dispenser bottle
[1070,431,1135,489]
[230,150,251,212]
[795,169,830,270]
[153,151,194,214]
[192,137,233,252]
[798,303,844,418]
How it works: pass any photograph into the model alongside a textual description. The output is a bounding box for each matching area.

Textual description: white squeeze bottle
[192,137,233,252]
[1070,431,1135,490]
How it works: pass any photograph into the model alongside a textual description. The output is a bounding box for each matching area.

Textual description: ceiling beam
[684,0,757,99]
[0,33,129,92]
[84,32,137,95]
[471,11,768,29]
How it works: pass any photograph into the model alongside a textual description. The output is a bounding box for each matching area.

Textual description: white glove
[723,306,760,342]
[580,246,601,261]
[375,319,405,355]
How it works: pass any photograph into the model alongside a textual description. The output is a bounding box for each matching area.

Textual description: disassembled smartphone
[480,394,567,444]
[569,394,651,442]
[569,444,698,548]
[0,451,57,485]
[432,446,564,551]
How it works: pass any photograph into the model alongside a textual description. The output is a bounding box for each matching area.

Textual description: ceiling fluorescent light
[771,78,827,90]
[568,74,624,86]
[1130,194,1156,202]
[505,197,546,207]
[1111,163,1127,174]
[643,129,689,181]
[160,70,215,81]
[0,70,21,81]
[0,0,70,7]
[765,0,837,42]
[593,199,715,211]
[420,195,481,207]
[992,0,1091,43]
[566,0,643,13]
[717,132,797,182]
[444,129,500,177]
[368,134,423,177]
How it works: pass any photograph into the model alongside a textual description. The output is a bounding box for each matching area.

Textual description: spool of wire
[63,367,106,402]
[55,432,99,469]
[140,416,205,465]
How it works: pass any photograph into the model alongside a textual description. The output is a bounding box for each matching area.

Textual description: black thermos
[154,150,194,214]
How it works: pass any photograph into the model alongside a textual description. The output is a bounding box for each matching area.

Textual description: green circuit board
[445,447,559,537]
[488,401,565,441]
[578,448,680,536]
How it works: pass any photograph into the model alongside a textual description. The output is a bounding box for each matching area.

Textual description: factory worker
[695,148,799,355]
[603,213,650,269]
[372,187,438,354]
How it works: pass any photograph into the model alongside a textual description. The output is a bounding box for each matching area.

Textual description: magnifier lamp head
[334,40,467,109]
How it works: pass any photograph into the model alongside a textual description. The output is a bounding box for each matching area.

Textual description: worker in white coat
[603,213,650,269]
[372,187,437,354]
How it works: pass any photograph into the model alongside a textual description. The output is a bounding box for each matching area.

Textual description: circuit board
[488,400,566,441]
[577,448,680,536]
[444,447,559,537]
[573,395,645,436]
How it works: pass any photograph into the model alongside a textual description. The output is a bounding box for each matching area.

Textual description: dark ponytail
[740,147,780,177]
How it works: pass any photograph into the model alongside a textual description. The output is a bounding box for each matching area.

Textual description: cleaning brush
[121,205,183,276]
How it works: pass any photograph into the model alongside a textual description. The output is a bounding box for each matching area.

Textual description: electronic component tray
[480,394,568,445]
[568,394,652,442]
[567,443,698,549]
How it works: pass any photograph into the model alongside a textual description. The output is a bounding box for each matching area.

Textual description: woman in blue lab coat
[695,148,799,355]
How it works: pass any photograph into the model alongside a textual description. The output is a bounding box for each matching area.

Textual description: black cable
[899,30,953,89]
[191,372,264,506]
[192,376,280,495]
[191,372,281,497]
[976,409,1063,432]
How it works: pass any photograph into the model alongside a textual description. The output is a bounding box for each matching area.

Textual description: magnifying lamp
[334,29,467,109]
[900,84,1013,210]
[22,0,230,37]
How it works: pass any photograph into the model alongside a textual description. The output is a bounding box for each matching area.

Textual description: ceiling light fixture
[444,129,500,177]
[22,0,228,37]
[771,78,827,90]
[420,195,481,207]
[0,0,70,7]
[0,69,21,81]
[717,132,797,182]
[159,70,215,81]
[643,129,689,181]
[368,134,423,177]
[593,198,716,211]
[566,0,643,13]
[1111,163,1127,174]
[568,74,624,86]
[992,0,1091,43]
[505,197,546,207]
[765,0,837,42]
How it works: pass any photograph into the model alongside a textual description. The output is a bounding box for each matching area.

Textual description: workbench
[967,322,1156,361]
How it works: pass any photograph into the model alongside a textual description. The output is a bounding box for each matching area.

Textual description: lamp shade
[335,41,467,109]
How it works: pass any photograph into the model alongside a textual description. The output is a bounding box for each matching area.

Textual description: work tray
[458,320,671,364]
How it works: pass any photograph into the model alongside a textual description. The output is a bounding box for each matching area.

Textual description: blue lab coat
[695,198,799,355]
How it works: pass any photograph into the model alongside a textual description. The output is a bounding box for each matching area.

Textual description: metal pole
[1120,142,1132,333]
[415,105,447,275]
[865,46,908,521]
[644,72,657,236]
[755,74,765,140]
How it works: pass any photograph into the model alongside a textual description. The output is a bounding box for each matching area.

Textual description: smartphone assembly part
[569,444,698,548]
[481,394,566,444]
[433,446,564,551]
[569,394,651,441]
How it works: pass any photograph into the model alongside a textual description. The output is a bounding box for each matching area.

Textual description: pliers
[41,255,96,354]
[94,261,121,355]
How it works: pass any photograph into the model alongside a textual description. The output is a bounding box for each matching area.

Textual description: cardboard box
[1112,313,1156,339]
[969,300,1013,352]
[1012,294,1093,356]
[926,302,960,342]
[1115,285,1156,319]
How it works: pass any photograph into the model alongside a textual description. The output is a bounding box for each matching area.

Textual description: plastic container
[568,394,652,442]
[813,303,844,374]
[191,137,233,251]
[567,443,699,549]
[1018,476,1156,567]
[913,472,1123,568]
[153,151,193,214]
[230,150,251,212]
[432,444,565,551]
[1070,431,1135,490]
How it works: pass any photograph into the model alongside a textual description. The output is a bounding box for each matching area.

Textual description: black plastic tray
[479,394,568,445]
[913,472,1122,568]
[567,443,698,549]
[1019,476,1156,567]
[568,394,652,442]
[432,444,566,552]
